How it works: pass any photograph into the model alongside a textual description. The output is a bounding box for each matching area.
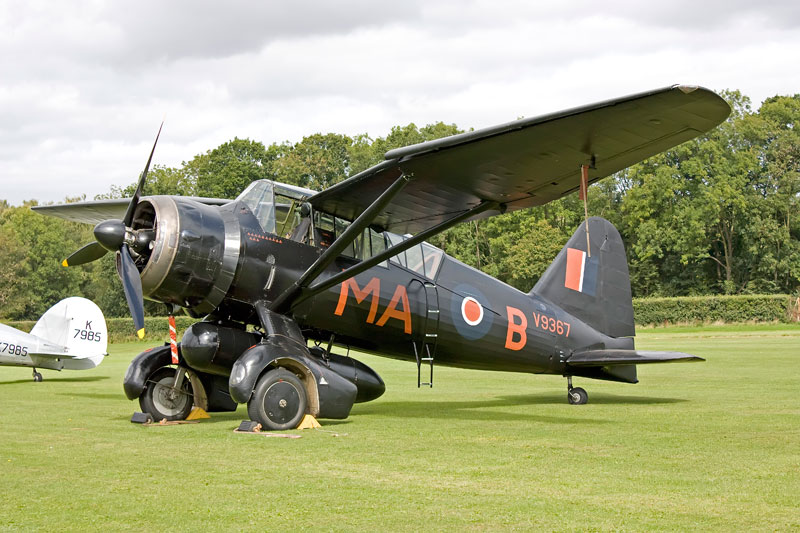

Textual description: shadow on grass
[0,376,108,385]
[355,396,605,424]
[500,392,687,406]
[57,392,126,401]
[112,409,354,432]
[354,392,686,424]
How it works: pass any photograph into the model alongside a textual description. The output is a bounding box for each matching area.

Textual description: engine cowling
[130,196,242,317]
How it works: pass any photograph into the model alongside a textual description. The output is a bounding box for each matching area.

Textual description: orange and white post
[168,314,179,364]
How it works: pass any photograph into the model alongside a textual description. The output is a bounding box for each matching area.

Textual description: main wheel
[247,368,307,431]
[568,387,588,405]
[33,371,43,382]
[139,367,193,421]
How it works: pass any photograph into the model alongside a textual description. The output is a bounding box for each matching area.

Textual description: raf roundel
[450,284,493,340]
[461,296,484,326]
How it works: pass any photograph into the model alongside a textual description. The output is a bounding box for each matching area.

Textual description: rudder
[30,297,108,367]
[531,217,634,338]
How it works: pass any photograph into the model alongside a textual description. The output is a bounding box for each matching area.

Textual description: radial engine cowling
[131,196,241,317]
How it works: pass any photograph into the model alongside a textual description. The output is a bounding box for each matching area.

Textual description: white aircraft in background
[0,297,108,381]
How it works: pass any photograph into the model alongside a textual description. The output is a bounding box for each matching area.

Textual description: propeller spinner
[62,122,164,339]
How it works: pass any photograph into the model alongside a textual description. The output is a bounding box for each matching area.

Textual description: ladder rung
[428,309,440,313]
[420,357,433,362]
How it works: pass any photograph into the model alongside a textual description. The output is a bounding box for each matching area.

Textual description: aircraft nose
[93,219,127,252]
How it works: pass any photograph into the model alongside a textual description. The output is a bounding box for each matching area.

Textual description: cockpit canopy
[236,180,444,281]
[237,180,316,236]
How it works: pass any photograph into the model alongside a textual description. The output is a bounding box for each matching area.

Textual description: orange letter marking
[505,306,527,351]
[376,285,412,334]
[334,277,381,323]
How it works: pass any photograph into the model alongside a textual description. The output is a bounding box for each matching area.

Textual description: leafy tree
[0,221,29,319]
[191,138,275,199]
[740,94,800,293]
[99,164,198,200]
[272,133,352,191]
[0,205,86,319]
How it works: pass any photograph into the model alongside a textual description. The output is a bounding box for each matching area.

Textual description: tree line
[1,91,798,321]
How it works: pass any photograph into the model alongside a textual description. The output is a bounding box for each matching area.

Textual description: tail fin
[30,297,108,368]
[531,217,634,338]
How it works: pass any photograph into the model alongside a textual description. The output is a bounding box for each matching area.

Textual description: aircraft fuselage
[199,203,633,379]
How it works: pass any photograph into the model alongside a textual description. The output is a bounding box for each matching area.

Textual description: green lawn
[1,324,798,531]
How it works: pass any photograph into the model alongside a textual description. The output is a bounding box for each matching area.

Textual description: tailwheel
[247,368,307,431]
[139,367,193,421]
[32,369,43,382]
[568,387,588,405]
[566,376,588,405]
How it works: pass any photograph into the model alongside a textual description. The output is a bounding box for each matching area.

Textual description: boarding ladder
[412,281,440,387]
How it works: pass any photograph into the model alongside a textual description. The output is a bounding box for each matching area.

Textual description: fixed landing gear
[32,368,43,382]
[139,367,193,421]
[566,376,587,405]
[247,368,307,431]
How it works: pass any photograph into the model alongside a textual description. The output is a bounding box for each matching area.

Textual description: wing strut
[270,174,411,312]
[287,199,500,310]
[580,164,591,257]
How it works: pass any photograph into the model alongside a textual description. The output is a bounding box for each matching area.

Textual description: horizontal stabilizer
[567,350,704,367]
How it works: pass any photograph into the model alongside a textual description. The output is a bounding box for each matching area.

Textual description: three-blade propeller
[62,123,164,339]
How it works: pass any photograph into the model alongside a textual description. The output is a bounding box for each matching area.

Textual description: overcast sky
[1,0,798,205]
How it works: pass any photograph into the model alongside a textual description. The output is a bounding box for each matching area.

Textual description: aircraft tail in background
[29,297,108,369]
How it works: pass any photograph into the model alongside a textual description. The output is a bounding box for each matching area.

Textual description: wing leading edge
[310,85,730,234]
[32,197,230,225]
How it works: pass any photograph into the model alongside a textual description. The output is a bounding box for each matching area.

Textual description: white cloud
[1,0,799,205]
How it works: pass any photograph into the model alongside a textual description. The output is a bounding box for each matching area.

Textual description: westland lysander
[35,85,730,429]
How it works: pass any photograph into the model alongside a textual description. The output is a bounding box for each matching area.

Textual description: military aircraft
[0,297,107,381]
[34,85,730,429]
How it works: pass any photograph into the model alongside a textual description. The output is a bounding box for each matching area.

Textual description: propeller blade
[123,121,164,226]
[62,241,108,267]
[117,244,146,339]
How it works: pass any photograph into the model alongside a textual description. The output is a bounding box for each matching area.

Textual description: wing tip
[136,328,145,340]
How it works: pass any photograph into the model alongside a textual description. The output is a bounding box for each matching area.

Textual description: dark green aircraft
[34,85,730,430]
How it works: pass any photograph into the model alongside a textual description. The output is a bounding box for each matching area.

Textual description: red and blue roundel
[450,284,493,340]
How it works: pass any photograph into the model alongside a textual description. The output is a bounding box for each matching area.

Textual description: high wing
[32,197,230,225]
[567,349,705,367]
[309,85,730,235]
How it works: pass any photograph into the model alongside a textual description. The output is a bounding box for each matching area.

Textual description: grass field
[1,324,798,531]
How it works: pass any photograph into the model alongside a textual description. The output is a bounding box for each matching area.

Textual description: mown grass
[0,325,798,531]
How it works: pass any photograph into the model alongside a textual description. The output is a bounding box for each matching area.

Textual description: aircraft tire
[33,371,43,382]
[568,387,588,405]
[139,367,193,421]
[247,368,307,431]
